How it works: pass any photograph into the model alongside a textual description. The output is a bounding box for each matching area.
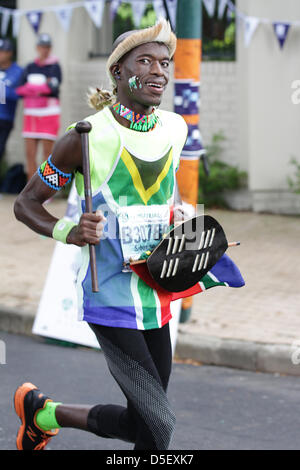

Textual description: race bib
[118,205,170,269]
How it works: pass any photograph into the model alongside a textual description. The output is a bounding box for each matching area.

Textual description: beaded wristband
[38,155,72,191]
[52,218,77,244]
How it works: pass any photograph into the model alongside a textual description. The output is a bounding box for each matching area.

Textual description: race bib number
[118,205,170,267]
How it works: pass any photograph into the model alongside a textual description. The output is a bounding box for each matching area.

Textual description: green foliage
[113,3,156,41]
[287,157,300,194]
[113,3,236,61]
[113,3,134,41]
[140,5,156,29]
[198,132,247,208]
[202,21,236,61]
[202,10,236,61]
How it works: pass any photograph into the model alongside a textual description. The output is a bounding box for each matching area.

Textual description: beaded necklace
[112,102,159,132]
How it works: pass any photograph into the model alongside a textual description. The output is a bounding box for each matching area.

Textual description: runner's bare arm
[14,129,105,247]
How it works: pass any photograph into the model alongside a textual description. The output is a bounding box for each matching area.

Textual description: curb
[175,330,300,377]
[0,306,35,337]
[1,305,300,377]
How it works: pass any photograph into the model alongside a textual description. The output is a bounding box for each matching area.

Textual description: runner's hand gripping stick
[75,120,99,293]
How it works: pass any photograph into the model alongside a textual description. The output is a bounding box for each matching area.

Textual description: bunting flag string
[0,0,299,50]
[226,0,299,49]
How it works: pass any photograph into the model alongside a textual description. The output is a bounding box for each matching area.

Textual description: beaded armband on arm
[38,155,72,191]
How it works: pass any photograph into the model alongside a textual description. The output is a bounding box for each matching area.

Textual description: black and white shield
[147,215,228,292]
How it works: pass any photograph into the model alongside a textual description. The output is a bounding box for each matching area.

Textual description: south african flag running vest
[68,106,188,330]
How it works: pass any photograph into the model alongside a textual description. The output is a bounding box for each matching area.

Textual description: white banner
[84,0,105,28]
[218,0,228,20]
[54,5,73,33]
[202,0,216,18]
[244,16,260,48]
[128,0,146,28]
[152,0,167,21]
[1,8,11,37]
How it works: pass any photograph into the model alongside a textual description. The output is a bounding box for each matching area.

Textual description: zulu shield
[130,215,239,292]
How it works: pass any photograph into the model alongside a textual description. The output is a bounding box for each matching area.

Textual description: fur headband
[87,19,176,111]
[106,18,177,86]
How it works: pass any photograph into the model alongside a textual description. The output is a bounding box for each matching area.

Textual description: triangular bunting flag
[152,0,167,21]
[1,8,11,37]
[12,10,21,38]
[244,16,260,48]
[166,0,177,30]
[84,0,105,29]
[202,0,216,18]
[227,9,234,21]
[110,0,121,21]
[218,0,228,19]
[26,10,43,34]
[54,5,73,33]
[226,0,234,18]
[273,22,291,49]
[128,0,146,28]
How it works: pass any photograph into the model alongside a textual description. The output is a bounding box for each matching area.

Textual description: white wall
[237,0,300,193]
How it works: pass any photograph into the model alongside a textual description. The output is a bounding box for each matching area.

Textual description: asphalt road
[1,331,300,451]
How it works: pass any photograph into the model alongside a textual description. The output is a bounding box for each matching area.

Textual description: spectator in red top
[16,33,62,180]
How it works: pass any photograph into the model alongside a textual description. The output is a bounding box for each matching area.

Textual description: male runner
[13,19,189,450]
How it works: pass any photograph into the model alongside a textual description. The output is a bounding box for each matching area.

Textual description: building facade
[4,0,300,214]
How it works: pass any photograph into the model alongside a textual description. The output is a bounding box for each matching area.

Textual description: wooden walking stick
[75,120,99,293]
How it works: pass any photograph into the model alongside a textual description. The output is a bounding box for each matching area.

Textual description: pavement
[1,193,300,376]
[3,331,300,450]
